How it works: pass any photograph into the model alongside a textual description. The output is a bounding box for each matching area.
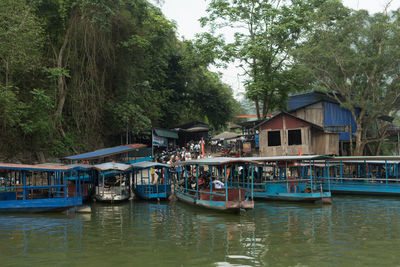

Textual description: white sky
[159,0,400,99]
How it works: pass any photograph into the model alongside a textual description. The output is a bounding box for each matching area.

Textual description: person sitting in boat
[212,179,224,189]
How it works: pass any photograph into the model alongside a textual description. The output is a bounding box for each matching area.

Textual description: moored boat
[0,163,83,212]
[246,155,332,203]
[321,156,400,196]
[175,157,255,212]
[93,162,131,202]
[132,161,172,200]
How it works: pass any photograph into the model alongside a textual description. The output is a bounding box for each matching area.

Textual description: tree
[295,1,400,155]
[0,0,43,87]
[201,0,321,119]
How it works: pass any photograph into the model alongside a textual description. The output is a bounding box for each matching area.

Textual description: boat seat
[15,184,24,200]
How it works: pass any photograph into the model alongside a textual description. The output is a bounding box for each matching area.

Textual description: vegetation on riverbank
[0,0,241,160]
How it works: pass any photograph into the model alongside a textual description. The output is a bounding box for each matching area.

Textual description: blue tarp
[324,102,357,141]
[65,146,133,160]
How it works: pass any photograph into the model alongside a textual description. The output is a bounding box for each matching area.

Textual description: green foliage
[0,0,237,159]
[0,0,43,86]
[295,1,400,155]
[201,0,321,118]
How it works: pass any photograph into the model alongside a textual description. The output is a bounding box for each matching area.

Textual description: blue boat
[245,156,332,203]
[321,156,400,195]
[175,157,255,212]
[0,163,83,212]
[65,163,95,201]
[132,161,172,200]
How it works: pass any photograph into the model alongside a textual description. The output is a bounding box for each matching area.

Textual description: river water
[1,197,400,266]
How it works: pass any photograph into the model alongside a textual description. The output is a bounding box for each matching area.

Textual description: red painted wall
[260,116,283,130]
[285,115,309,129]
[260,114,310,131]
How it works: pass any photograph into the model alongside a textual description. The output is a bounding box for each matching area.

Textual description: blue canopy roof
[65,146,133,161]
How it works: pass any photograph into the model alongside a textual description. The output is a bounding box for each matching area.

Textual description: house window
[288,129,302,145]
[268,131,281,146]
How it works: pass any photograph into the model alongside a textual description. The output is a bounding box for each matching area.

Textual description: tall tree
[201,0,321,119]
[295,1,400,155]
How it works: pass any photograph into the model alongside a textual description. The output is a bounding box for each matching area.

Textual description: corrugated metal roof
[93,162,131,171]
[64,144,146,160]
[131,161,170,169]
[0,163,75,171]
[154,129,178,139]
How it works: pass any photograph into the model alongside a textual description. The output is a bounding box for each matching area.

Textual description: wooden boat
[93,162,131,202]
[132,161,172,200]
[0,163,83,212]
[321,156,400,196]
[175,157,255,212]
[245,156,332,203]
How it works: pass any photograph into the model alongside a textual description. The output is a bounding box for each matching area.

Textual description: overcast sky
[159,0,400,99]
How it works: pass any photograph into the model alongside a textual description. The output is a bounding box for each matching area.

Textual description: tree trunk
[255,97,260,120]
[353,125,363,156]
[54,24,72,120]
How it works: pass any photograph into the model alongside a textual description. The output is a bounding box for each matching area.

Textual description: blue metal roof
[65,146,133,160]
[287,91,336,112]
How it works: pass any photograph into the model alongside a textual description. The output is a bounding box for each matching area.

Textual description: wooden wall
[292,102,324,127]
[258,113,339,156]
[259,114,313,156]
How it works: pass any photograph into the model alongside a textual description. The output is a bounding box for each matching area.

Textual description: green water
[1,197,400,266]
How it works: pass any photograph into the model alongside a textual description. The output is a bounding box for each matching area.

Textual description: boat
[321,156,400,196]
[246,155,332,203]
[174,157,255,212]
[65,163,95,201]
[132,161,172,200]
[93,162,131,202]
[0,163,83,212]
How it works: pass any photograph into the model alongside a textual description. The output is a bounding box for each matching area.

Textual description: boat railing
[0,184,67,199]
[254,178,313,184]
[323,177,400,182]
[176,184,227,197]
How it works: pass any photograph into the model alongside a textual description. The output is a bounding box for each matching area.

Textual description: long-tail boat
[175,157,255,212]
[246,155,332,203]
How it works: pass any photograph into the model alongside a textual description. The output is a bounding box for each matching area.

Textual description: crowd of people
[154,140,212,165]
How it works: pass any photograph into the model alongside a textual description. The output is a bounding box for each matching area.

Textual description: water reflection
[1,197,400,266]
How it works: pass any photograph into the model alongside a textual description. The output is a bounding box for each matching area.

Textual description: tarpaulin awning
[93,162,132,171]
[154,129,178,139]
[211,131,240,140]
[131,161,170,169]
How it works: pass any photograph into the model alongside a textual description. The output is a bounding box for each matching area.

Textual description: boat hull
[175,191,254,212]
[254,191,331,202]
[0,197,82,213]
[134,184,171,200]
[323,181,400,196]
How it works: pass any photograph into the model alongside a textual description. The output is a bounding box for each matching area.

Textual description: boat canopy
[0,163,76,172]
[178,157,259,166]
[243,155,333,162]
[65,163,93,171]
[64,144,147,161]
[131,161,170,169]
[93,162,132,171]
[331,156,400,161]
